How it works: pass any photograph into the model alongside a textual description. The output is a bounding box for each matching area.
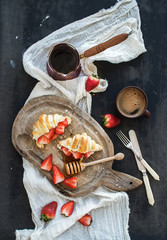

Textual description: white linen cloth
[16,0,146,239]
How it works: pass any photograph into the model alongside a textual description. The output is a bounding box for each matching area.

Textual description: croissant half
[32,113,71,148]
[58,132,103,159]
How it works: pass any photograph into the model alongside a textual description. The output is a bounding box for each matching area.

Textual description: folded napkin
[16,0,146,239]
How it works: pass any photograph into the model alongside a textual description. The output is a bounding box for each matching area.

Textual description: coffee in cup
[116,86,151,118]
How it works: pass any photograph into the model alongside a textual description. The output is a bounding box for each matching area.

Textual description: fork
[116,130,160,181]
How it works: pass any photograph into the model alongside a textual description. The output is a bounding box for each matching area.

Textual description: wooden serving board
[12,96,142,197]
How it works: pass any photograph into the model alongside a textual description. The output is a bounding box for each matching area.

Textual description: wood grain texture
[12,95,142,197]
[83,33,128,58]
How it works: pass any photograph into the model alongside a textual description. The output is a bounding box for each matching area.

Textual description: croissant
[58,132,103,159]
[32,113,71,148]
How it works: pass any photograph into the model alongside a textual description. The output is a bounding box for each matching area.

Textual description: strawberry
[41,201,57,222]
[61,146,72,156]
[61,118,68,128]
[38,135,50,145]
[78,214,92,226]
[61,201,74,217]
[71,151,83,159]
[41,154,52,171]
[51,133,58,140]
[102,114,120,128]
[44,128,55,139]
[84,151,94,159]
[63,177,77,189]
[53,165,65,184]
[86,74,100,92]
[55,122,65,135]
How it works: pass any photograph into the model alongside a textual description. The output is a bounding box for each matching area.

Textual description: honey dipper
[65,153,124,175]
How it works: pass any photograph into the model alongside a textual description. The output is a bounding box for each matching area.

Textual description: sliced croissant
[32,113,71,148]
[58,132,103,158]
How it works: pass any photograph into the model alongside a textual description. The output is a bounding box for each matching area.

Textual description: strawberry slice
[84,151,94,159]
[61,146,72,156]
[86,74,100,92]
[55,122,65,135]
[41,154,53,171]
[61,118,68,128]
[51,133,58,140]
[52,165,65,184]
[38,135,50,145]
[63,177,77,189]
[41,201,57,222]
[61,201,74,217]
[71,151,83,159]
[44,128,55,139]
[78,214,92,226]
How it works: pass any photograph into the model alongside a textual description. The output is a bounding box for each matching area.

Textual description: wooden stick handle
[82,32,132,58]
[84,155,119,167]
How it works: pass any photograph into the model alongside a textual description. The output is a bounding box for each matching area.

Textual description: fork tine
[116,130,130,146]
[116,133,127,146]
[117,130,130,142]
[116,131,126,143]
[119,131,130,144]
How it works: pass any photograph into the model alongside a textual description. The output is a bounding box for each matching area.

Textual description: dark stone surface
[0,0,166,239]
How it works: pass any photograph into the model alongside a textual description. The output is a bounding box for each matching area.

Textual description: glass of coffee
[116,86,151,118]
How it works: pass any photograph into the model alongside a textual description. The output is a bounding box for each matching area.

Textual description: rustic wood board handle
[102,169,143,192]
[59,169,143,197]
[83,33,130,58]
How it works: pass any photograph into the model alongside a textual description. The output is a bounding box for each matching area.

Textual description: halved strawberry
[44,128,55,139]
[52,165,65,184]
[63,177,77,189]
[61,201,74,217]
[86,74,100,92]
[51,133,58,140]
[71,151,83,159]
[38,135,50,145]
[61,146,72,156]
[84,152,94,159]
[78,214,92,226]
[41,154,52,171]
[55,122,65,135]
[61,118,68,128]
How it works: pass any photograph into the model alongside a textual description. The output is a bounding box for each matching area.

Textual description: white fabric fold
[16,0,146,239]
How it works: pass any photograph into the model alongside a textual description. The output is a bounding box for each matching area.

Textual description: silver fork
[116,130,160,181]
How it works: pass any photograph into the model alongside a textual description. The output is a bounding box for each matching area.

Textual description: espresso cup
[116,86,151,118]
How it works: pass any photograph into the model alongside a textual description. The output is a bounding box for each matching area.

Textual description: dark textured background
[0,0,167,239]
